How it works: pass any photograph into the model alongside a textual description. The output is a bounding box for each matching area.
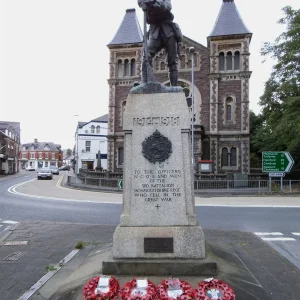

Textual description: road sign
[262,152,294,172]
[268,172,285,177]
[118,179,123,190]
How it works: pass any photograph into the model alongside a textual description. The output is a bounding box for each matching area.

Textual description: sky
[1,0,300,149]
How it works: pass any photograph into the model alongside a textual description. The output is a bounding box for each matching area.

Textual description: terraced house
[20,139,63,169]
[107,0,252,175]
[0,121,21,175]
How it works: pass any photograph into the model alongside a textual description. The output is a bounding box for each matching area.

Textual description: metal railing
[67,175,300,194]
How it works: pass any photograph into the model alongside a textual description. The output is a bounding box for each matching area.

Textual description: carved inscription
[133,117,180,127]
[133,169,182,204]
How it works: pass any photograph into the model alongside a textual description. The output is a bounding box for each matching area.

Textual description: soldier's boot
[169,70,178,86]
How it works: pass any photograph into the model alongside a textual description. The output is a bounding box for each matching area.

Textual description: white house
[75,114,108,173]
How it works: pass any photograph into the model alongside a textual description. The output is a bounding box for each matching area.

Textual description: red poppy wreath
[194,278,235,300]
[83,275,120,300]
[157,278,195,300]
[120,278,157,300]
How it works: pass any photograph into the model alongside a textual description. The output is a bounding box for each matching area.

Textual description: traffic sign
[268,172,285,177]
[262,152,294,172]
[118,179,123,190]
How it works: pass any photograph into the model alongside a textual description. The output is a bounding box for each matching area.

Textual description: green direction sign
[118,179,124,190]
[262,152,294,172]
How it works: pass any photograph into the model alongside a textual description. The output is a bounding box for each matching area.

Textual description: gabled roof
[22,142,61,151]
[78,114,108,128]
[209,0,251,37]
[108,8,143,46]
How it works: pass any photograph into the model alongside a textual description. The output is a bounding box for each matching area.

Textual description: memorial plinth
[112,87,205,259]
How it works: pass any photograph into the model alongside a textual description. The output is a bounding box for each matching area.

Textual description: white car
[37,169,53,180]
[26,166,35,171]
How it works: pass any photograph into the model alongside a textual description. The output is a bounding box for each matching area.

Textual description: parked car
[59,165,70,171]
[50,166,59,175]
[37,169,53,180]
[26,166,35,171]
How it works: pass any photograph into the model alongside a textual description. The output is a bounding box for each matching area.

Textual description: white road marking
[261,237,296,241]
[56,175,63,188]
[292,233,300,236]
[2,220,19,224]
[254,232,283,236]
[17,249,79,300]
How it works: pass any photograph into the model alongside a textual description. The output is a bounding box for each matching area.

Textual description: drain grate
[3,241,28,246]
[2,251,27,261]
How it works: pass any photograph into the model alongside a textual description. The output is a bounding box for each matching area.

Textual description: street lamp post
[189,47,195,175]
[74,115,79,176]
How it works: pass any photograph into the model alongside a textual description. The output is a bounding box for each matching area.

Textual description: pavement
[1,221,300,300]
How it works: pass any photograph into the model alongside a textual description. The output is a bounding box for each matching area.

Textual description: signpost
[262,152,294,192]
[118,179,124,190]
[262,152,294,173]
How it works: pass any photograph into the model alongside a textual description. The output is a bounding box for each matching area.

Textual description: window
[221,148,228,166]
[52,153,55,160]
[226,51,233,70]
[131,59,136,76]
[85,141,91,152]
[31,153,35,159]
[45,162,48,167]
[234,51,240,70]
[91,125,95,133]
[22,154,27,159]
[221,147,237,167]
[225,97,234,121]
[117,59,123,78]
[219,52,225,71]
[96,126,100,134]
[124,59,130,76]
[39,153,42,159]
[118,147,124,166]
[45,152,48,159]
[226,104,232,121]
[160,61,166,71]
[230,147,237,166]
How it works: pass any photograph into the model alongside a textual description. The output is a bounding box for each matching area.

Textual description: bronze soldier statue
[138,0,182,86]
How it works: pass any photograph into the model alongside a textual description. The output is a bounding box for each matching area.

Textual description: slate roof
[209,0,251,37]
[108,8,143,46]
[78,114,108,128]
[0,121,21,143]
[22,142,61,151]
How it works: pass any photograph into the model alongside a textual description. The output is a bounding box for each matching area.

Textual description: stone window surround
[117,58,136,78]
[218,50,241,72]
[96,125,101,134]
[220,146,239,170]
[91,125,95,134]
[223,94,236,124]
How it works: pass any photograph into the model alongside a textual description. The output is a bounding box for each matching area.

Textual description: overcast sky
[1,0,300,149]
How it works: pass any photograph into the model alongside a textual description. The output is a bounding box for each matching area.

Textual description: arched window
[124,59,130,76]
[187,59,192,68]
[117,59,123,78]
[234,51,240,70]
[160,61,166,71]
[225,97,233,121]
[121,101,126,126]
[118,147,124,166]
[226,51,233,70]
[91,125,95,133]
[219,52,225,71]
[96,126,100,134]
[230,147,237,166]
[130,59,136,76]
[221,148,229,166]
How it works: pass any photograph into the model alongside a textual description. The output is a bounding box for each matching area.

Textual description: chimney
[34,138,38,143]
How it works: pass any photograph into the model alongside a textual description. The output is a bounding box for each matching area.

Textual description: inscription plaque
[144,238,174,253]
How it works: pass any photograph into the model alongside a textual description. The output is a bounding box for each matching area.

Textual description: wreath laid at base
[120,278,157,300]
[83,275,120,300]
[157,278,195,300]
[194,278,235,300]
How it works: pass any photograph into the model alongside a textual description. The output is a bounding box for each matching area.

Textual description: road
[0,171,300,269]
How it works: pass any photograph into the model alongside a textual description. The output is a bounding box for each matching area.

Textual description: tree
[66,148,72,156]
[255,6,300,167]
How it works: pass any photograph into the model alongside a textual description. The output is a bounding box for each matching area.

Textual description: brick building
[20,139,62,169]
[0,121,21,175]
[107,0,252,174]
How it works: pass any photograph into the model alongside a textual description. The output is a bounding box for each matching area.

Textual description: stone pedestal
[111,88,206,260]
